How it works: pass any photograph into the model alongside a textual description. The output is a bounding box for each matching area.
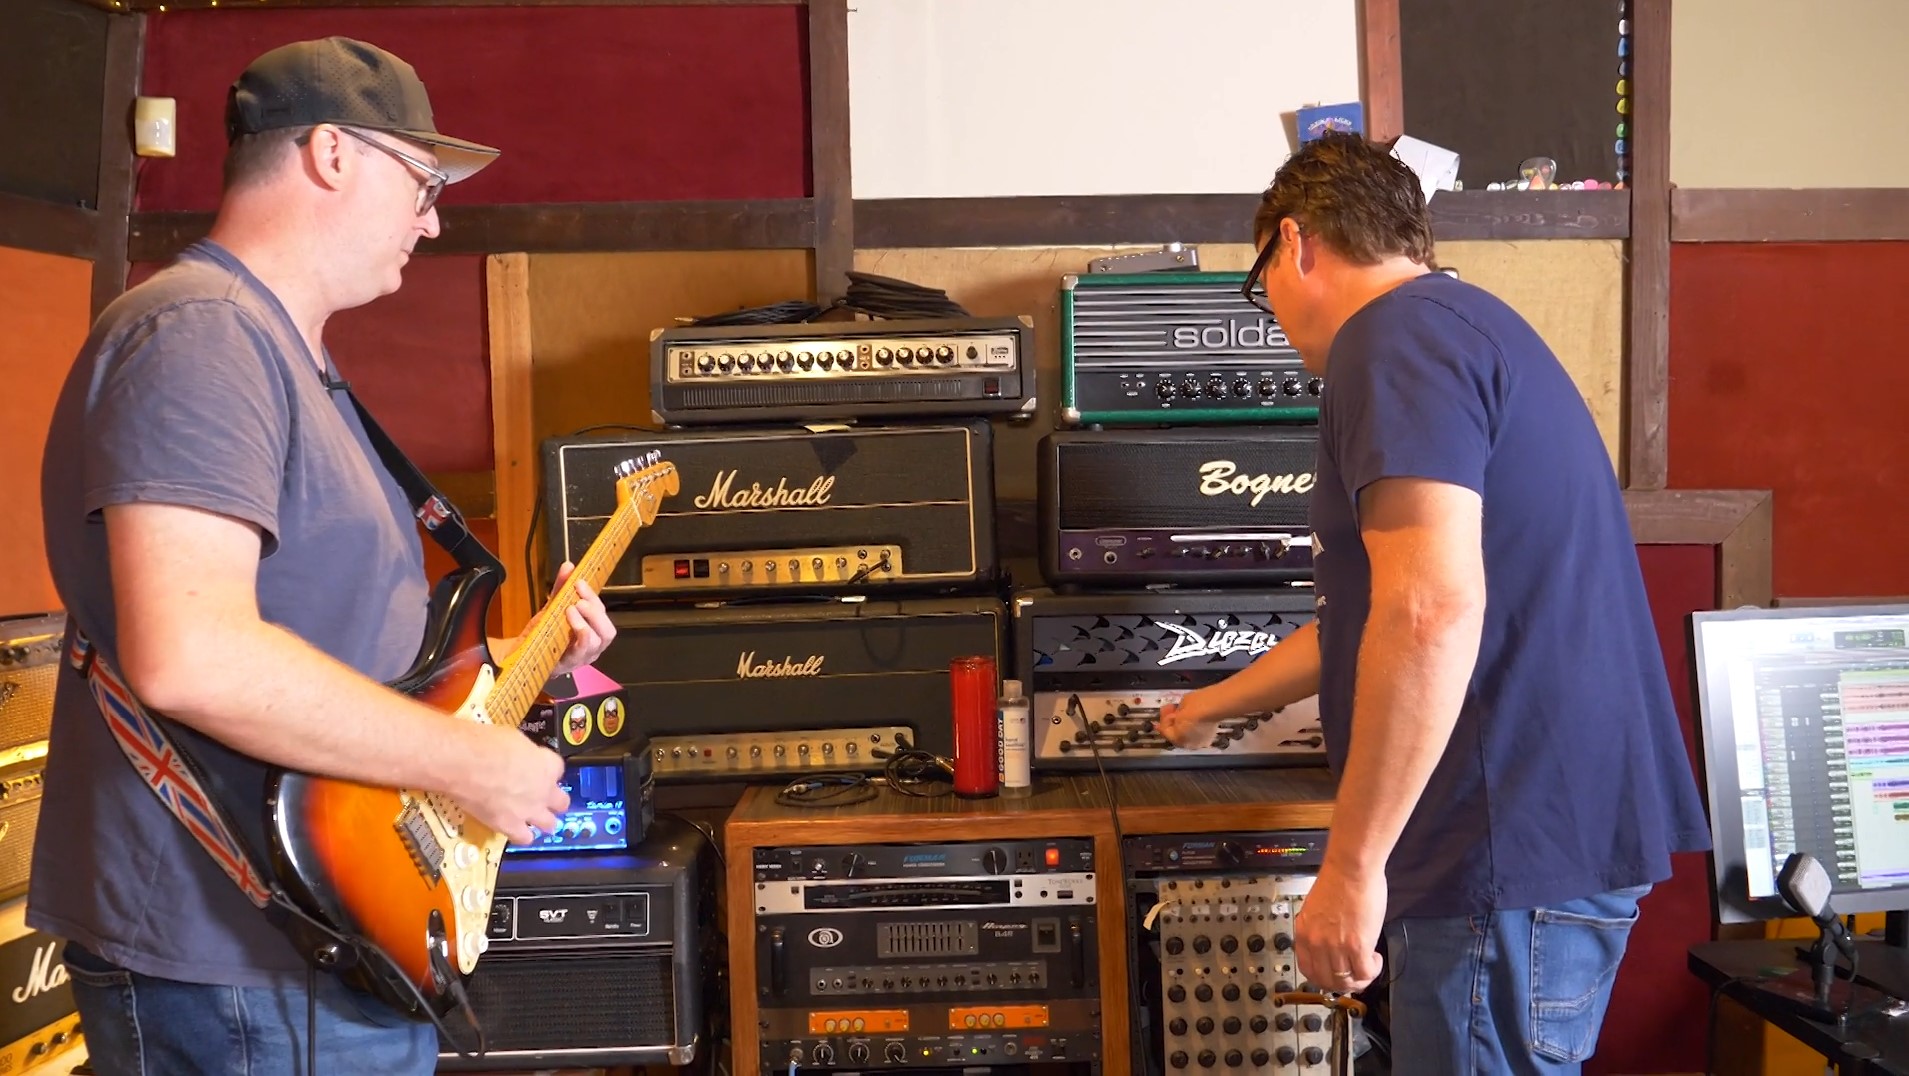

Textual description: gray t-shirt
[31,239,430,987]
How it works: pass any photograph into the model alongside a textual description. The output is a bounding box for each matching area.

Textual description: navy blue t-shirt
[1309,272,1710,919]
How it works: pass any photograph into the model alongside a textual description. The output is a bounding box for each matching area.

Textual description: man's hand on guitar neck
[489,561,617,678]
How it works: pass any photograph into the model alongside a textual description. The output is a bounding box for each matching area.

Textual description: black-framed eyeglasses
[1242,233,1278,316]
[337,127,449,216]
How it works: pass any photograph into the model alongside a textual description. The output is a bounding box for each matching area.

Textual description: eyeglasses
[338,127,448,216]
[1241,232,1278,316]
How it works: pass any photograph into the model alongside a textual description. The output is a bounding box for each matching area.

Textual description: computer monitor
[1689,603,1909,937]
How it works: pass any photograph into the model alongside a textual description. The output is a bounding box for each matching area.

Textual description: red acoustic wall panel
[126,253,489,474]
[1589,543,1719,1074]
[1669,242,1909,598]
[138,5,811,212]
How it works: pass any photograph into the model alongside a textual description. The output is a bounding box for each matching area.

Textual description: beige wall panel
[525,250,814,444]
[854,240,1624,501]
[1672,0,1909,188]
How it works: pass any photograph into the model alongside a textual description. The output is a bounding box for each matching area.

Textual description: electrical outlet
[1015,848,1039,874]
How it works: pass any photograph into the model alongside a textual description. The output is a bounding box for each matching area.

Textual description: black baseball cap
[226,36,499,183]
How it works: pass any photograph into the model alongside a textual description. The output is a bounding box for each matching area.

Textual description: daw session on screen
[1689,602,1909,999]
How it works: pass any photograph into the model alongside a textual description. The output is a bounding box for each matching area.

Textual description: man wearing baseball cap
[32,37,616,1073]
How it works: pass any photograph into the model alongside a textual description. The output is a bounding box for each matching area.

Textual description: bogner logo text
[736,652,826,679]
[1156,621,1278,666]
[1170,318,1289,351]
[693,469,835,510]
[1199,460,1314,507]
[12,941,68,1004]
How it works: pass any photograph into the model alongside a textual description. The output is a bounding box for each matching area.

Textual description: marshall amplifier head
[1012,588,1322,771]
[0,613,62,754]
[594,596,1003,782]
[437,814,718,1070]
[1059,272,1320,426]
[0,897,81,1075]
[544,421,996,602]
[651,315,1035,426]
[1040,427,1317,587]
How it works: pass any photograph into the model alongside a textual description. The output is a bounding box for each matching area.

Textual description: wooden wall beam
[486,253,536,635]
[806,0,852,303]
[1623,0,1672,491]
[1359,0,1404,143]
[127,199,818,263]
[1624,488,1773,609]
[1672,188,1909,243]
[92,11,143,316]
[0,192,97,260]
[854,189,1629,249]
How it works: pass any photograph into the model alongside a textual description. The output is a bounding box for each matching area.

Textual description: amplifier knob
[896,347,915,364]
[1192,935,1211,954]
[1222,984,1240,1001]
[875,348,893,365]
[1258,377,1277,396]
[1167,985,1186,1003]
[1204,377,1225,398]
[1302,1048,1326,1065]
[822,742,834,755]
[1307,377,1325,395]
[1165,936,1184,955]
[813,1044,835,1065]
[1155,381,1174,399]
[716,353,735,372]
[1277,1047,1297,1065]
[816,352,835,369]
[1168,1018,1187,1035]
[1220,934,1239,954]
[1180,376,1200,395]
[1249,982,1268,1001]
[1252,1048,1271,1067]
[1194,984,1213,1002]
[1225,1050,1243,1068]
[797,352,815,369]
[1251,1015,1269,1034]
[885,1043,906,1063]
[1275,932,1293,951]
[936,345,955,363]
[1197,1049,1216,1069]
[696,354,716,374]
[1223,1016,1241,1034]
[847,1043,869,1064]
[837,349,855,366]
[1169,1051,1189,1070]
[1232,379,1252,397]
[777,351,796,370]
[982,847,1008,874]
[1281,376,1302,396]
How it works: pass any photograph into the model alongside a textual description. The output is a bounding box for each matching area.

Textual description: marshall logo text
[1198,460,1314,507]
[11,940,68,1004]
[736,652,826,679]
[694,469,836,511]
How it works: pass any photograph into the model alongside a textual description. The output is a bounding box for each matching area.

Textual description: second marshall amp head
[544,421,996,602]
[651,315,1035,426]
[1060,272,1319,426]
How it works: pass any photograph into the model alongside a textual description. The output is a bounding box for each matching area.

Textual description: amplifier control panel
[663,331,1021,382]
[649,726,911,780]
[1039,691,1324,768]
[641,544,900,591]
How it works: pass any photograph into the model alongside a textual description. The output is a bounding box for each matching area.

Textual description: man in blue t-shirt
[34,38,618,1074]
[1161,132,1710,1071]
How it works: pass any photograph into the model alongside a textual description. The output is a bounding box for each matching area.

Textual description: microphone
[1778,852,1858,960]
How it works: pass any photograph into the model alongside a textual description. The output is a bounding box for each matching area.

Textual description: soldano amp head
[1039,427,1319,588]
[1059,272,1321,426]
[542,421,995,602]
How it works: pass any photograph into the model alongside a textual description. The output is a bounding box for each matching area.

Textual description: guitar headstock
[613,451,680,524]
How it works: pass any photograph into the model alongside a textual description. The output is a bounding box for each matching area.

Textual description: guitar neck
[488,493,648,725]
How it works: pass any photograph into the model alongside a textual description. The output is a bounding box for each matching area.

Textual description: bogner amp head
[544,422,996,601]
[1040,428,1317,587]
[437,814,718,1070]
[752,837,1100,1071]
[1124,832,1374,1074]
[1059,272,1320,426]
[593,596,1003,782]
[651,316,1035,425]
[1012,589,1323,771]
[0,612,62,753]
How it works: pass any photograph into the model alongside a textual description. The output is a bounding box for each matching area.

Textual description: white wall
[848,0,1363,199]
[1672,0,1909,188]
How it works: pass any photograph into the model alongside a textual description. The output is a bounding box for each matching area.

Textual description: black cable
[307,963,318,1076]
[876,733,955,797]
[775,773,878,808]
[688,300,825,327]
[837,270,970,320]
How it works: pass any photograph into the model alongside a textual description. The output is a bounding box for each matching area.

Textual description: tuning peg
[612,459,634,478]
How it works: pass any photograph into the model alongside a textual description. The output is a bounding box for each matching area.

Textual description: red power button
[1044,847,1060,867]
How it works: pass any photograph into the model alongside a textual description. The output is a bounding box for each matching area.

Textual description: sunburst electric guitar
[263,452,677,1022]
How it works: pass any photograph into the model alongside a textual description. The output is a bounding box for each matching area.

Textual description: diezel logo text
[1155,621,1279,666]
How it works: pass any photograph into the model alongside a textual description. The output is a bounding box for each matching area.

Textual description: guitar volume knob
[453,841,480,869]
[460,885,488,912]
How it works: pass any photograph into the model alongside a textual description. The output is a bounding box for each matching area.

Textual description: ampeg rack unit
[752,837,1101,1071]
[438,815,719,1070]
[1124,831,1375,1075]
[1013,589,1322,771]
[593,596,1003,782]
[1040,428,1317,587]
[544,422,995,601]
[651,315,1035,425]
[1059,273,1319,426]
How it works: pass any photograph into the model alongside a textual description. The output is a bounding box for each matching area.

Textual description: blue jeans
[1381,884,1650,1074]
[62,942,438,1076]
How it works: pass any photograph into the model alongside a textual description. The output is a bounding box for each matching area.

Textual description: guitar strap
[65,376,507,1025]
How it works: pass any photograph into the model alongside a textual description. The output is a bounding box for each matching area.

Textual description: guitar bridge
[396,800,445,886]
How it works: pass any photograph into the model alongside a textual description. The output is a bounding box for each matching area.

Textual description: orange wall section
[0,245,93,618]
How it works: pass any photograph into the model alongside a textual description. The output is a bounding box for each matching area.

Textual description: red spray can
[949,655,1000,798]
